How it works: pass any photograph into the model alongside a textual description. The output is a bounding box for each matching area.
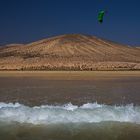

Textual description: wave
[0,102,140,125]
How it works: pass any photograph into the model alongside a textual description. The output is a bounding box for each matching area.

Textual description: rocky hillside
[0,34,140,70]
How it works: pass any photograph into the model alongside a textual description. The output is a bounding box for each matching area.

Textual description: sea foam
[0,102,140,125]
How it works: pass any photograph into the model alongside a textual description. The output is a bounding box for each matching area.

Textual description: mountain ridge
[0,34,140,70]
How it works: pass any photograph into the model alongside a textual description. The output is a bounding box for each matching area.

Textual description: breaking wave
[0,102,140,125]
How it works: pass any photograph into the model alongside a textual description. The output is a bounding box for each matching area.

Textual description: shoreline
[0,71,140,80]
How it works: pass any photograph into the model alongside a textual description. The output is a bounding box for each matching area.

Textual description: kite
[98,10,105,23]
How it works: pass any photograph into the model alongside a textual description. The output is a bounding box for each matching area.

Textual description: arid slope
[0,34,140,70]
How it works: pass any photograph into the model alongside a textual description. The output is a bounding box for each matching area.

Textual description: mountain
[0,34,140,70]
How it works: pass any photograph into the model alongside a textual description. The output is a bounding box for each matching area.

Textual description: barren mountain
[0,34,140,70]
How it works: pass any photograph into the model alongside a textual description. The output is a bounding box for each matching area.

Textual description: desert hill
[0,34,140,70]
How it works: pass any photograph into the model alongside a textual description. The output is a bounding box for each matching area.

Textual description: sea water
[0,102,140,140]
[0,74,140,139]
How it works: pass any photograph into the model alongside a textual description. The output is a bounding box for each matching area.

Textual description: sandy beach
[0,71,140,79]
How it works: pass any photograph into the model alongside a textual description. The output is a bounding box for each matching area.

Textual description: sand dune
[0,34,140,70]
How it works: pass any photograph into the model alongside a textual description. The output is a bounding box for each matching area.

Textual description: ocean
[0,72,140,140]
[0,102,140,140]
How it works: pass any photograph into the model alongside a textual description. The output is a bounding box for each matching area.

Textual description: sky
[0,0,140,46]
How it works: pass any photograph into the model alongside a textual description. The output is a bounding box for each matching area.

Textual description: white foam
[0,102,140,125]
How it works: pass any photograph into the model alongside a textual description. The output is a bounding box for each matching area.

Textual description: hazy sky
[0,0,140,46]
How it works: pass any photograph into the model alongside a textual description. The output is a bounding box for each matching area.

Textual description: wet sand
[0,71,140,106]
[0,71,140,79]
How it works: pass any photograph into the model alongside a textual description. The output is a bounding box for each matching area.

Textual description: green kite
[98,10,105,23]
